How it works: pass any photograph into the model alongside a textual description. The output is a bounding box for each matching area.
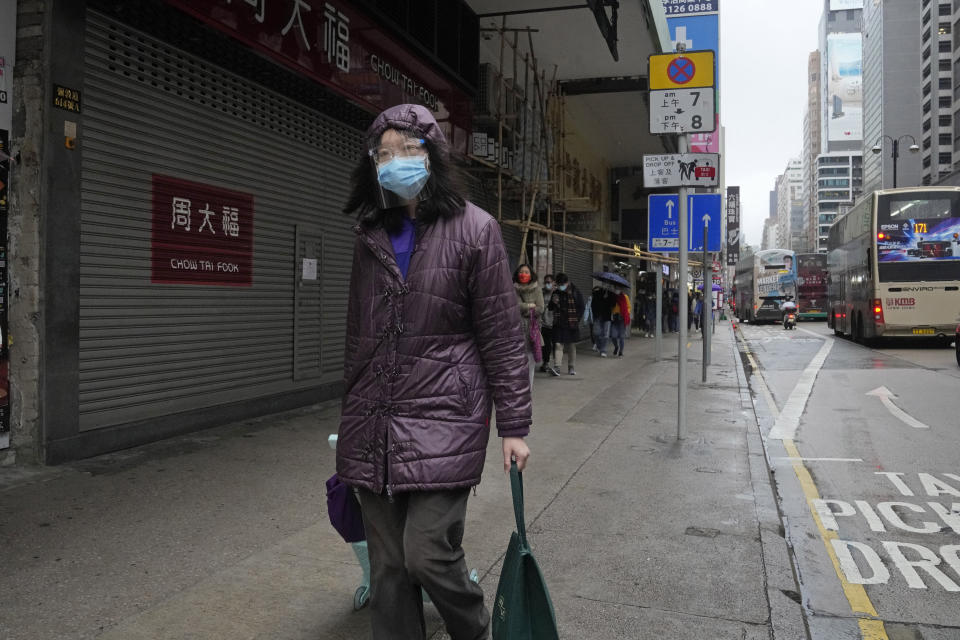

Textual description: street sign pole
[702,221,710,381]
[655,265,663,362]
[678,135,688,441]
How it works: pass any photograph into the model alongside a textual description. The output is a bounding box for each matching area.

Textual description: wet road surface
[737,320,960,640]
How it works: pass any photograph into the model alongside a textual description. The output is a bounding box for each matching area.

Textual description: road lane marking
[736,329,780,417]
[767,336,834,440]
[773,457,863,463]
[784,440,888,638]
[865,386,931,430]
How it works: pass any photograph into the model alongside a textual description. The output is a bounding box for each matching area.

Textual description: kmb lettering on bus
[886,297,916,308]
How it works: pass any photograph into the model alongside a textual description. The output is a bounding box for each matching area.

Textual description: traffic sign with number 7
[649,88,716,135]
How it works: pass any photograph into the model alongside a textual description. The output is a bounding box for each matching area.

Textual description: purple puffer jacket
[336,105,532,496]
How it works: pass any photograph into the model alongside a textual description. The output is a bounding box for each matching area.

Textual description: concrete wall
[4,0,48,465]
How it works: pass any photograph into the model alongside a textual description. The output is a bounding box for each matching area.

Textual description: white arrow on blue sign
[648,193,722,253]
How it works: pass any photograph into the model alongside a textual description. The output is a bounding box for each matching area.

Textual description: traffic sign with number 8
[649,88,716,135]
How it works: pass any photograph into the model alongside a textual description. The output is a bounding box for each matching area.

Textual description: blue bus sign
[648,193,722,253]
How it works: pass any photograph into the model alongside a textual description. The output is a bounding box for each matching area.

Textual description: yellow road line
[784,439,887,638]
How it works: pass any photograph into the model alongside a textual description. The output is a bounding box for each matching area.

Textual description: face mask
[377,156,430,200]
[518,273,531,284]
[558,284,568,292]
[544,283,553,290]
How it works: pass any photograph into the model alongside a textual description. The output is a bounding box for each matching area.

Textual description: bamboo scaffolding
[501,219,704,268]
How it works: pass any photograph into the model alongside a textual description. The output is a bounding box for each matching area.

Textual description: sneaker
[600,352,607,358]
[548,366,561,377]
[618,353,624,358]
[568,368,576,375]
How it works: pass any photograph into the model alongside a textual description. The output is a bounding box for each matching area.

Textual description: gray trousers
[358,488,489,640]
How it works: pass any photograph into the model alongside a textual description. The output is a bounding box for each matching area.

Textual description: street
[737,319,960,639]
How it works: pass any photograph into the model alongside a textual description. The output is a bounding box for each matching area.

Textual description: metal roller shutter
[79,12,360,431]
[560,237,594,304]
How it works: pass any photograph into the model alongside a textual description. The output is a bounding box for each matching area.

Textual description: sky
[720,1,826,249]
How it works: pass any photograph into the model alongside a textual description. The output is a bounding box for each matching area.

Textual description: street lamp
[871,134,920,188]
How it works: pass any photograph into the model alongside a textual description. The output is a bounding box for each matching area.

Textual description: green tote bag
[491,461,560,640]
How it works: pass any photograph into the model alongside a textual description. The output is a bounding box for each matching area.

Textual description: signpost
[643,153,720,188]
[649,89,715,135]
[648,45,717,440]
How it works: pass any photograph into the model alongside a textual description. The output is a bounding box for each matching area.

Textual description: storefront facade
[7,0,480,463]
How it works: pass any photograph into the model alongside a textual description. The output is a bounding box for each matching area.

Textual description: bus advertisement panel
[797,253,828,319]
[876,194,960,265]
[754,249,797,322]
[756,250,797,298]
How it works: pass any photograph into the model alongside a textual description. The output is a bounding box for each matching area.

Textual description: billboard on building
[829,0,863,10]
[726,186,740,266]
[826,32,862,143]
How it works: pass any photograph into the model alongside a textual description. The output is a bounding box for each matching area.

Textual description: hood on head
[366,104,446,148]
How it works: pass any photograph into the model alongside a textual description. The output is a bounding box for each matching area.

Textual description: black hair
[512,264,538,284]
[555,273,569,285]
[343,129,467,234]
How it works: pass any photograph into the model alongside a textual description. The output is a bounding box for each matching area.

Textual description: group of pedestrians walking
[582,284,631,358]
[513,269,584,377]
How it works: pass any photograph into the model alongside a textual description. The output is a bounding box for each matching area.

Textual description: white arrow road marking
[666,200,675,217]
[865,386,931,430]
[768,336,835,441]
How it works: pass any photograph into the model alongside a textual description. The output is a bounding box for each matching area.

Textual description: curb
[730,321,810,640]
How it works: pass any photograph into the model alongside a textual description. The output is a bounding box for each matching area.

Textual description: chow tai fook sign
[163,0,472,146]
[152,175,254,286]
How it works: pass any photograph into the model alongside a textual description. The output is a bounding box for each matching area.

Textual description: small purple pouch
[326,473,366,543]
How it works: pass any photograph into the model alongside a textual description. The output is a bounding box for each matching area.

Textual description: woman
[514,265,544,386]
[337,104,531,640]
[540,274,556,372]
[610,287,631,357]
[547,273,584,375]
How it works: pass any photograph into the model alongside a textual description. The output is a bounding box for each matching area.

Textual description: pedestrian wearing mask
[337,104,531,640]
[548,273,584,375]
[540,275,556,373]
[514,264,544,387]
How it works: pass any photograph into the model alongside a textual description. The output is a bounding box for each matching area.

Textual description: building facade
[761,217,778,252]
[775,158,803,251]
[816,151,863,250]
[2,0,672,464]
[802,51,821,252]
[920,0,956,184]
[861,0,922,194]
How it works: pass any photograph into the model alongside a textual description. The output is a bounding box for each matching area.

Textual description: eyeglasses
[370,139,426,166]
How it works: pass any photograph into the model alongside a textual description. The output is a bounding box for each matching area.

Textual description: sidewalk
[0,319,806,640]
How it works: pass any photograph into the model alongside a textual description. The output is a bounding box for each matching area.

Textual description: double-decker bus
[827,187,960,343]
[734,248,797,323]
[796,253,828,320]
